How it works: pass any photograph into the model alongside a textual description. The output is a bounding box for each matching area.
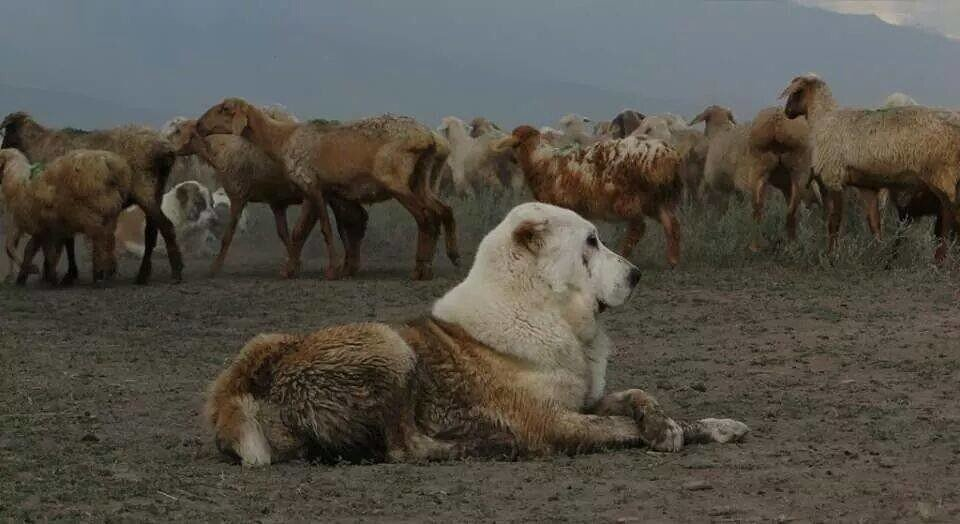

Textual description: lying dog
[205,203,747,466]
[115,181,216,257]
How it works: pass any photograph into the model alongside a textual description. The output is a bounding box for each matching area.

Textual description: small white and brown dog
[115,181,218,257]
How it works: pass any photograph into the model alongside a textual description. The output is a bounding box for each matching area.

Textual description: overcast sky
[1,1,958,128]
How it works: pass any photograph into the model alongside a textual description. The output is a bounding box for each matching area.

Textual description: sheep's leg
[291,188,340,281]
[270,203,295,267]
[16,236,42,286]
[60,237,79,286]
[40,237,61,286]
[825,189,844,253]
[859,188,882,241]
[210,197,248,276]
[391,191,440,280]
[932,194,958,264]
[418,160,460,267]
[327,196,368,278]
[3,227,33,282]
[89,231,111,284]
[785,176,801,241]
[131,183,184,284]
[749,177,768,252]
[617,220,646,259]
[658,206,681,268]
[285,198,318,279]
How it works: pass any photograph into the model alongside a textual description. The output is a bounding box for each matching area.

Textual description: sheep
[882,92,919,109]
[609,109,646,139]
[0,148,155,285]
[635,115,709,205]
[0,112,183,283]
[593,120,612,138]
[781,74,960,261]
[195,98,458,280]
[494,125,683,267]
[436,116,522,197]
[538,126,565,145]
[164,117,306,274]
[468,117,502,139]
[557,113,595,147]
[873,93,955,249]
[692,105,814,250]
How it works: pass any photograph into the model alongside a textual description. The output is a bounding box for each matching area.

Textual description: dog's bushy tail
[204,333,301,466]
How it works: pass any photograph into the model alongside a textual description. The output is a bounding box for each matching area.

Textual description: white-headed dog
[205,202,748,466]
[115,181,217,257]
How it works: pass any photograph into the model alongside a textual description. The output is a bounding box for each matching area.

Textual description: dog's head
[170,181,215,225]
[479,203,641,312]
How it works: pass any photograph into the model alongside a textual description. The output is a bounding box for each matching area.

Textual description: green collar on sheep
[29,163,44,178]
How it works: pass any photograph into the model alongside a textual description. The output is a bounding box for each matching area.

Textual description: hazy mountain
[1,1,958,130]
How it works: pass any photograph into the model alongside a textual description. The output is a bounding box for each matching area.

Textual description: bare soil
[2,234,959,523]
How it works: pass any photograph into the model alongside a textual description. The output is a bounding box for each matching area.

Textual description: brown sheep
[0,148,156,285]
[165,118,370,276]
[495,126,682,267]
[0,112,183,283]
[196,99,458,280]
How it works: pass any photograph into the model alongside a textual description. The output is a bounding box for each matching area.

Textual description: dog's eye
[586,233,598,248]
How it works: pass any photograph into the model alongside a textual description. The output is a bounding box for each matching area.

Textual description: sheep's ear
[513,219,548,254]
[689,111,707,126]
[231,110,249,136]
[175,185,189,207]
[491,135,519,152]
[779,78,804,100]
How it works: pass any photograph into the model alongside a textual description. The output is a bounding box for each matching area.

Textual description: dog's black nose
[628,268,641,288]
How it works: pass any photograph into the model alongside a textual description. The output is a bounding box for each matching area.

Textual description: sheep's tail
[204,333,301,467]
[411,133,460,265]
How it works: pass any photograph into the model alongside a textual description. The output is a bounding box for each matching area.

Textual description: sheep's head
[635,117,672,141]
[610,110,645,139]
[469,117,500,138]
[492,125,541,152]
[689,105,736,127]
[780,74,824,119]
[0,111,31,150]
[197,98,252,137]
[163,117,207,156]
[558,114,591,137]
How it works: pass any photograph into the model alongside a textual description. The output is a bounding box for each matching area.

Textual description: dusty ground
[2,225,959,523]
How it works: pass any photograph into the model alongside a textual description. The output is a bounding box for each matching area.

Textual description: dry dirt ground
[2,232,959,523]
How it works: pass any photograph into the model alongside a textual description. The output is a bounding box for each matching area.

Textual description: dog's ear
[175,184,190,207]
[513,219,548,253]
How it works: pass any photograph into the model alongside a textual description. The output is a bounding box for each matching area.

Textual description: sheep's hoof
[59,274,77,287]
[281,260,301,279]
[323,266,342,281]
[447,252,461,267]
[412,266,433,281]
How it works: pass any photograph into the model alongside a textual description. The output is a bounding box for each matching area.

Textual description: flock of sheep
[0,73,957,286]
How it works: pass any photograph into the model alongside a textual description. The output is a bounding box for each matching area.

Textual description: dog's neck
[432,255,608,404]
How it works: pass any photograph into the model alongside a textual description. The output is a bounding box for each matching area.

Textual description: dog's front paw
[697,418,749,443]
[642,414,683,452]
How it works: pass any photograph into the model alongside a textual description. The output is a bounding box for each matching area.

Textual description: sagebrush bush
[190,186,960,274]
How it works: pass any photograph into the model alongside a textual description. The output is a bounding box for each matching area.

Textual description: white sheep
[781,73,960,261]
